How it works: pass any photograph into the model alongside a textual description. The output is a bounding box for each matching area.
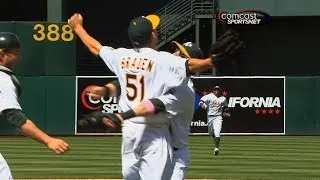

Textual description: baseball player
[199,86,231,156]
[0,32,69,179]
[115,41,203,180]
[164,41,201,180]
[84,41,204,180]
[68,13,214,180]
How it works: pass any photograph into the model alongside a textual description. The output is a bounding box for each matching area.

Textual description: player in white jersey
[158,41,203,180]
[0,32,69,179]
[68,13,214,180]
[84,41,204,180]
[199,86,231,156]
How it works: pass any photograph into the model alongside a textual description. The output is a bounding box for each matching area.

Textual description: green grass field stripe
[190,152,320,158]
[190,142,319,147]
[9,161,121,166]
[2,153,120,158]
[13,166,121,171]
[7,143,118,148]
[6,156,121,161]
[191,149,320,154]
[187,166,320,172]
[14,172,121,179]
[0,144,120,148]
[198,141,319,145]
[191,157,320,162]
[187,172,319,180]
[189,162,320,170]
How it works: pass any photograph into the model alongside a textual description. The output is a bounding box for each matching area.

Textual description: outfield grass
[1,136,320,180]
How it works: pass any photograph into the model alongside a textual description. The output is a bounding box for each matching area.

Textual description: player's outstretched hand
[68,13,83,30]
[46,138,70,155]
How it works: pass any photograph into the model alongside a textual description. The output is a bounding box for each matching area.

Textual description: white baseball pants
[121,121,173,180]
[0,153,13,180]
[207,116,223,137]
[170,146,190,180]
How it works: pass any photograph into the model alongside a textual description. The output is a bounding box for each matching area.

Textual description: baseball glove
[211,29,246,63]
[78,111,122,130]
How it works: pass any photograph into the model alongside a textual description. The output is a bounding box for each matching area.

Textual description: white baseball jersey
[200,93,227,116]
[157,79,194,180]
[158,79,195,148]
[0,65,21,114]
[0,65,19,180]
[99,46,188,124]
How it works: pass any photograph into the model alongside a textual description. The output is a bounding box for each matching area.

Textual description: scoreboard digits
[33,23,74,42]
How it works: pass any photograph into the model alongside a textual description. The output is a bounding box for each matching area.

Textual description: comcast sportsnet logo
[218,10,271,25]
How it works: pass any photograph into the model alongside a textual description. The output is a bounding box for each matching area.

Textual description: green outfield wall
[285,77,320,135]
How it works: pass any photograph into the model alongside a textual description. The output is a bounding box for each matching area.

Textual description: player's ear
[0,52,4,63]
[173,50,180,57]
[152,31,158,38]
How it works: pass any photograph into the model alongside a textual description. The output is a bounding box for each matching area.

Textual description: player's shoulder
[156,50,185,61]
[0,72,11,83]
[201,94,209,99]
[156,50,173,56]
[100,46,133,54]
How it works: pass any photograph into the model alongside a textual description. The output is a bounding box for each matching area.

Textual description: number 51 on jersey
[126,74,145,103]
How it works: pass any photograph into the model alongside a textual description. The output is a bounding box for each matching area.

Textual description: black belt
[208,115,221,117]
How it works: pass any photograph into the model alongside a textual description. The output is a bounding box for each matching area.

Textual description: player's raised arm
[68,13,102,56]
[187,57,214,73]
[166,54,217,81]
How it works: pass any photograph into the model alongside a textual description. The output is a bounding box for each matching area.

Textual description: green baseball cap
[172,41,204,59]
[128,15,160,48]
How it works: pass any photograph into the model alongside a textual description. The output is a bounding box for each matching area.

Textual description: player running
[199,86,231,156]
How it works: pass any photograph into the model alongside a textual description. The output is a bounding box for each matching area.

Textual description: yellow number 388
[33,24,74,42]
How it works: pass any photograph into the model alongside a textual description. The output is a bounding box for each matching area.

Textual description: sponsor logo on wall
[191,77,285,134]
[76,77,121,134]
